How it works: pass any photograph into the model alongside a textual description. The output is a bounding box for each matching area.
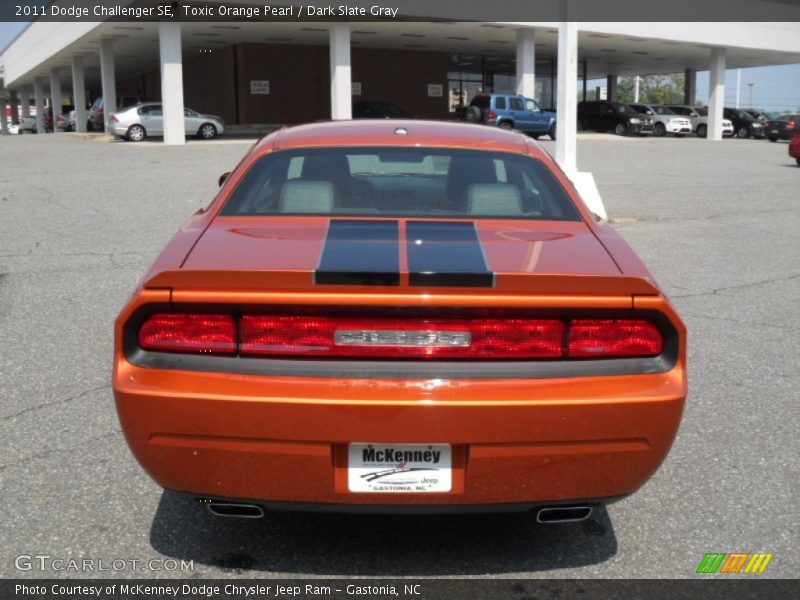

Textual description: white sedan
[109,103,225,141]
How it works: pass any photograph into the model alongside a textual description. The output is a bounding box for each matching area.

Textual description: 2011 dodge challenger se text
[113,120,687,522]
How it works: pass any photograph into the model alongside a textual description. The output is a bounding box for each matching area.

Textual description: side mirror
[218,171,231,187]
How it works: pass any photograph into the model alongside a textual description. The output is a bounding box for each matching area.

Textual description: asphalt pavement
[1,132,797,581]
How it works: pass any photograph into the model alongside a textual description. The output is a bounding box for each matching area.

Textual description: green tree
[616,73,686,105]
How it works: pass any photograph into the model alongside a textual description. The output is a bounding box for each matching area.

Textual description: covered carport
[2,5,800,189]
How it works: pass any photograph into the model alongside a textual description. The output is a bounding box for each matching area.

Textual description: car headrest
[279,180,335,213]
[466,183,523,216]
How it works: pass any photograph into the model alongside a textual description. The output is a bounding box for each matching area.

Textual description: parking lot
[0,133,797,581]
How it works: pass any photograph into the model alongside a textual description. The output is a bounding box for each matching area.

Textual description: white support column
[684,68,697,105]
[606,75,618,101]
[99,39,117,133]
[707,48,726,141]
[33,77,46,134]
[49,68,62,133]
[555,21,578,178]
[71,55,88,133]
[515,29,536,99]
[735,68,741,108]
[159,22,186,145]
[329,22,352,120]
[633,76,640,102]
[20,87,31,118]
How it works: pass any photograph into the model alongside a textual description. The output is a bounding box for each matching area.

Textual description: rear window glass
[220,147,582,221]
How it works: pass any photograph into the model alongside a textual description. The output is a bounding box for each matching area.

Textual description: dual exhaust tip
[205,500,592,523]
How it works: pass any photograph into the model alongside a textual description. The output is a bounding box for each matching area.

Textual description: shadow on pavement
[149,491,617,575]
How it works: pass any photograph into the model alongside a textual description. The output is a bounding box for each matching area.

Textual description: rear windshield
[220,147,582,221]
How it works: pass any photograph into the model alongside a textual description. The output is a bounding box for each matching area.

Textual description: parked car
[666,105,734,138]
[577,100,653,136]
[17,115,37,133]
[109,103,225,141]
[88,95,150,131]
[629,104,692,137]
[789,130,800,165]
[467,93,557,139]
[113,119,686,517]
[352,100,412,119]
[764,114,798,142]
[723,108,765,139]
[744,109,777,123]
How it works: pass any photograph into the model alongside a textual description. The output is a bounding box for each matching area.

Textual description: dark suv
[467,94,557,139]
[723,108,765,139]
[577,101,654,136]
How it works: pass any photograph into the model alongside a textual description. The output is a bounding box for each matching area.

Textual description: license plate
[348,443,452,493]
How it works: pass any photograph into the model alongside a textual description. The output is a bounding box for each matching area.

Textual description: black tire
[614,122,629,136]
[530,134,540,140]
[197,122,218,140]
[578,119,589,131]
[767,136,778,142]
[126,124,146,142]
[498,121,514,131]
[549,125,556,141]
[696,124,707,138]
[31,124,37,134]
[464,106,482,123]
[796,158,800,166]
[653,122,666,137]
[737,126,750,139]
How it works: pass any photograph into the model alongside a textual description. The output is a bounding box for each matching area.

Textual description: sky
[2,21,799,112]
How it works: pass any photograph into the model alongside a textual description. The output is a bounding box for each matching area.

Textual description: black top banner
[3,0,800,22]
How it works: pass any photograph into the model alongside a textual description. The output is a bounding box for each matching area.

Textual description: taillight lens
[488,109,497,120]
[240,316,564,359]
[136,314,664,360]
[139,314,236,355]
[110,115,118,123]
[568,319,662,358]
[787,121,796,129]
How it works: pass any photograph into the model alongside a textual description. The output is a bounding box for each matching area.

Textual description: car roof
[255,119,535,157]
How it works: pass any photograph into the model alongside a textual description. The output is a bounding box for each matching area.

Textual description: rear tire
[796,158,800,166]
[696,124,707,138]
[737,126,750,139]
[768,136,778,142]
[498,121,514,131]
[197,123,218,140]
[653,122,666,137]
[549,125,556,141]
[126,124,146,142]
[614,122,629,136]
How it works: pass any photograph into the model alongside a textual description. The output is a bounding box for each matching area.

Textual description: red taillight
[787,121,796,129]
[240,316,564,359]
[137,314,664,360]
[488,109,497,120]
[110,115,118,123]
[138,314,236,355]
[568,319,662,358]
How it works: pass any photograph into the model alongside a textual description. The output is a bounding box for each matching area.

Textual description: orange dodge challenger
[113,120,686,521]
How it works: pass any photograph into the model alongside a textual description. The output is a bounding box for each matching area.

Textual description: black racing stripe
[406,221,494,287]
[315,220,400,286]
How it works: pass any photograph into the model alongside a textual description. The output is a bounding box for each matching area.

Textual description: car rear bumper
[114,358,686,508]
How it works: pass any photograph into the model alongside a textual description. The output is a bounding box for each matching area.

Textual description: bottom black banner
[1,579,797,600]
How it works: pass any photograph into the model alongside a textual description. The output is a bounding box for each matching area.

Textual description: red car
[790,130,800,166]
[113,120,687,520]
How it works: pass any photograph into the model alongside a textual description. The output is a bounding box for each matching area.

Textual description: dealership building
[2,1,800,194]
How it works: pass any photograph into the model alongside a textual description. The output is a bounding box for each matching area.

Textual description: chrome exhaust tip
[535,505,593,523]
[207,501,264,518]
